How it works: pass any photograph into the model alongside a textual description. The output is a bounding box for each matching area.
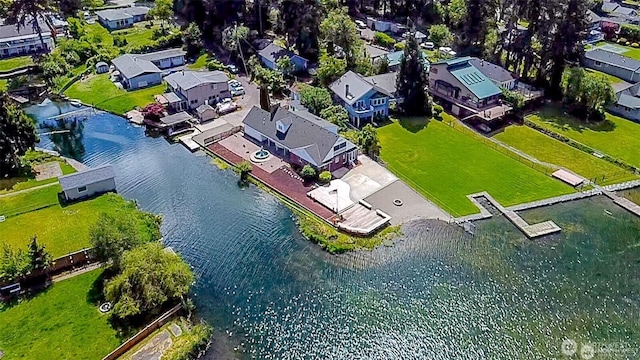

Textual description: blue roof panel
[449,63,502,99]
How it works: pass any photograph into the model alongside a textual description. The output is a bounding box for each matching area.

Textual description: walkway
[0,181,59,198]
[52,263,102,283]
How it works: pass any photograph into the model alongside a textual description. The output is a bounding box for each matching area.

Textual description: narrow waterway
[27,103,640,359]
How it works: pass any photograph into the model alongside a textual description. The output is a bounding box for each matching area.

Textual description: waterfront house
[609,82,640,122]
[428,57,511,121]
[111,48,186,90]
[164,70,230,111]
[242,106,359,171]
[59,165,116,202]
[329,71,393,127]
[0,16,54,58]
[583,49,640,83]
[468,58,516,90]
[96,6,150,30]
[257,41,309,72]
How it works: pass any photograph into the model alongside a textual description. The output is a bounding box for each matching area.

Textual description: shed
[196,104,216,122]
[95,61,109,74]
[59,165,116,201]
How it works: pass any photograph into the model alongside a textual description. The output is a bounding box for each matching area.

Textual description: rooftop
[257,42,307,64]
[59,165,115,191]
[165,70,229,91]
[365,44,389,59]
[585,48,640,71]
[111,54,161,79]
[329,71,393,105]
[433,57,502,99]
[468,57,515,83]
[364,72,399,96]
[96,6,150,21]
[383,50,429,69]
[159,111,193,126]
[0,16,51,41]
[615,82,640,109]
[135,48,186,63]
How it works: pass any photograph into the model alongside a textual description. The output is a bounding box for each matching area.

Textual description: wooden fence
[102,304,183,360]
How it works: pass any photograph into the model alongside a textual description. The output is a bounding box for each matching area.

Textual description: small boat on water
[69,99,82,107]
[604,209,613,216]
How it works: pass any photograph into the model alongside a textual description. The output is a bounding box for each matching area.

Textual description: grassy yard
[590,41,640,61]
[85,22,178,51]
[188,54,209,69]
[527,106,640,169]
[585,68,624,84]
[0,191,159,258]
[0,56,33,72]
[494,125,638,185]
[0,161,75,195]
[0,79,6,90]
[64,73,164,114]
[377,116,574,216]
[0,269,122,360]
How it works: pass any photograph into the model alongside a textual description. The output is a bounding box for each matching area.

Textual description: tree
[104,242,194,319]
[90,212,160,269]
[301,164,317,180]
[373,56,389,75]
[259,85,271,111]
[358,124,380,158]
[26,236,51,273]
[276,55,295,75]
[0,243,29,282]
[562,67,615,121]
[320,105,350,131]
[38,52,72,86]
[396,33,430,116]
[502,88,526,111]
[67,18,85,40]
[149,0,174,30]
[428,24,454,47]
[236,161,252,180]
[6,0,54,53]
[222,24,249,73]
[320,7,364,69]
[278,0,321,61]
[0,93,38,176]
[447,0,467,28]
[142,103,165,122]
[373,32,396,48]
[182,23,203,59]
[299,85,333,115]
[317,54,346,86]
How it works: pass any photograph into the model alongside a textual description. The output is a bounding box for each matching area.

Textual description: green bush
[394,42,406,51]
[618,37,628,44]
[319,171,332,183]
[433,104,444,119]
[112,35,128,47]
[373,31,396,48]
[632,43,639,48]
[301,164,317,180]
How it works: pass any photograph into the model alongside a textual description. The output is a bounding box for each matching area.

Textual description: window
[355,100,365,109]
[78,186,87,192]
[371,98,386,106]
[333,142,347,151]
[190,99,198,104]
[594,61,602,67]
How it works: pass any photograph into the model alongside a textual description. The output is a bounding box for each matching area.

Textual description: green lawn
[188,54,209,69]
[64,73,164,114]
[0,184,61,217]
[527,106,640,169]
[585,68,624,84]
[0,79,7,90]
[377,116,574,216]
[0,269,122,360]
[0,161,75,195]
[0,192,159,258]
[0,56,33,72]
[495,125,638,185]
[85,22,178,51]
[590,41,640,61]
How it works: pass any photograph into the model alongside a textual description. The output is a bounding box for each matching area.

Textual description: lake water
[27,103,640,359]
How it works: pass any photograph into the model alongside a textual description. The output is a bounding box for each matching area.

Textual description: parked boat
[69,99,82,107]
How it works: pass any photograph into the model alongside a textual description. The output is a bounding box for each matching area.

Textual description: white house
[58,165,116,201]
[0,16,54,59]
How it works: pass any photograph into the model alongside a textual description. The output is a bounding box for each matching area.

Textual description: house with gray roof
[330,70,394,127]
[583,49,640,83]
[469,58,516,90]
[429,57,511,121]
[59,165,116,201]
[364,72,400,101]
[257,41,309,73]
[242,106,358,171]
[164,70,230,111]
[111,48,185,90]
[0,16,54,58]
[365,44,389,62]
[609,82,640,122]
[96,6,150,30]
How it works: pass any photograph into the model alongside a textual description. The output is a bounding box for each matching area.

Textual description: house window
[78,186,87,192]
[355,100,365,108]
[371,98,386,106]
[594,61,602,67]
[190,99,198,104]
[333,142,347,151]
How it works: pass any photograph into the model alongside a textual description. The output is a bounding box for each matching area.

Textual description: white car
[421,42,435,50]
[355,20,367,29]
[228,79,241,88]
[216,100,238,115]
[231,87,245,96]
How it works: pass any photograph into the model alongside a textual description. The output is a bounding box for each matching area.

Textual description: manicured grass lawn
[0,56,33,72]
[377,116,574,216]
[494,125,638,185]
[0,79,7,90]
[585,68,624,84]
[64,73,164,114]
[0,184,61,217]
[527,106,640,169]
[0,161,75,195]
[188,54,209,69]
[0,269,122,360]
[85,22,178,51]
[591,41,640,61]
[0,192,158,257]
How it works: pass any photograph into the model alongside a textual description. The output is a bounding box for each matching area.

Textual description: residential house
[96,6,150,30]
[428,57,510,121]
[601,1,621,14]
[365,44,390,63]
[111,48,185,90]
[366,17,392,32]
[468,57,516,90]
[364,72,400,103]
[257,42,309,72]
[164,70,230,111]
[609,82,640,122]
[0,16,54,58]
[329,71,393,127]
[59,165,116,201]
[586,10,605,43]
[583,49,640,83]
[242,106,359,171]
[383,50,429,72]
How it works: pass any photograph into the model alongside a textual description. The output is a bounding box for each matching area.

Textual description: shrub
[632,43,639,48]
[618,37,628,44]
[319,171,332,183]
[113,35,128,47]
[373,31,396,48]
[433,104,444,119]
[626,41,631,46]
[394,42,406,51]
[236,161,252,180]
[142,102,165,121]
[301,164,317,180]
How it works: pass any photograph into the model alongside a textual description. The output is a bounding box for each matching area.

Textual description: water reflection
[25,102,640,359]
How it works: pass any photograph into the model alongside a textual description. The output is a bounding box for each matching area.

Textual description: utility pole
[235,23,249,75]
[257,0,263,36]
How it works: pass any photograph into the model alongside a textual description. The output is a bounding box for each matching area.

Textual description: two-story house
[164,70,230,111]
[429,57,511,122]
[0,16,54,58]
[111,48,185,90]
[329,71,393,127]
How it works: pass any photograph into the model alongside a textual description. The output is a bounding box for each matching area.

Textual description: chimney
[345,84,350,97]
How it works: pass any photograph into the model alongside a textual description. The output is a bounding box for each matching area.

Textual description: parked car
[226,64,239,74]
[228,79,242,88]
[216,100,238,115]
[421,41,435,50]
[355,20,367,29]
[231,87,245,96]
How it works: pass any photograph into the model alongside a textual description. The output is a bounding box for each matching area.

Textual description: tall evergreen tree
[278,0,321,61]
[0,93,38,176]
[26,236,51,274]
[396,33,430,116]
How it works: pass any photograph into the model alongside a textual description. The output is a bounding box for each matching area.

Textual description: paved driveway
[233,75,259,111]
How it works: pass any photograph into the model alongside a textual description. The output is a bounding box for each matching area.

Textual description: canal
[27,103,640,359]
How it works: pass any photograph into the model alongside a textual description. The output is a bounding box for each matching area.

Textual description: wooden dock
[603,189,640,217]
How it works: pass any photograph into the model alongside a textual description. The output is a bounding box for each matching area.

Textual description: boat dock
[603,189,640,217]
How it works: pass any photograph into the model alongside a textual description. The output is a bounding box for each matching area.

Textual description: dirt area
[33,162,62,181]
[131,330,173,360]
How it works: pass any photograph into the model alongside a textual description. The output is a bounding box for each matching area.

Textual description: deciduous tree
[299,85,333,115]
[317,54,346,86]
[0,93,37,176]
[320,105,350,131]
[428,24,454,47]
[320,7,364,69]
[358,124,380,158]
[149,0,174,30]
[183,23,203,59]
[6,0,54,53]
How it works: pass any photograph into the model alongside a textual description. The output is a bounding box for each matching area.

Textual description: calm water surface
[27,103,640,359]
